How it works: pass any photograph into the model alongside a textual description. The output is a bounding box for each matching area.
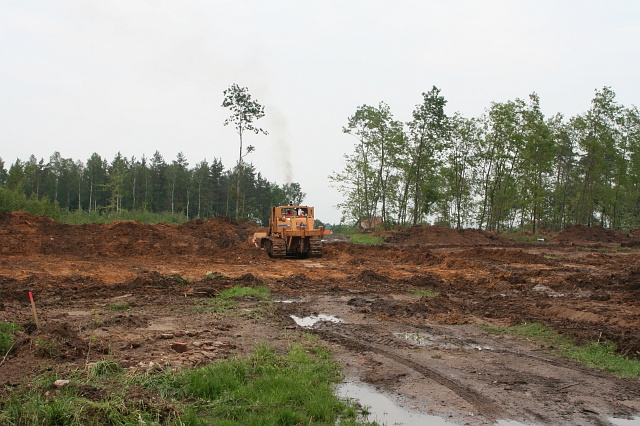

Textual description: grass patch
[485,322,640,377]
[204,285,271,315]
[109,303,130,311]
[0,321,20,354]
[411,289,438,298]
[165,343,366,425]
[349,234,384,245]
[0,345,372,425]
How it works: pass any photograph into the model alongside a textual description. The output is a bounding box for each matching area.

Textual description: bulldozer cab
[278,206,313,219]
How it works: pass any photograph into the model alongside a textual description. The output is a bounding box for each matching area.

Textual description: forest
[332,86,640,232]
[0,150,305,226]
[2,86,638,232]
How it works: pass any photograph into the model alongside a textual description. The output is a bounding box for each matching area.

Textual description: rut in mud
[1,211,640,425]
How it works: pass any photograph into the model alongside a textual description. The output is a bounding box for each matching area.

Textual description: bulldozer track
[267,237,287,258]
[310,236,322,257]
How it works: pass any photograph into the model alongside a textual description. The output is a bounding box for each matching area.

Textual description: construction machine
[250,205,323,258]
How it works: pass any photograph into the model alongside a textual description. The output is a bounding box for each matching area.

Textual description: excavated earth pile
[2,211,640,425]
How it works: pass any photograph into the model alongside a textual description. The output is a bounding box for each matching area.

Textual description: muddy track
[311,319,640,425]
[277,292,640,425]
[313,322,507,419]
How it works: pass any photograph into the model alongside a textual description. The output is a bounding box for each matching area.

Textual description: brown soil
[2,211,640,425]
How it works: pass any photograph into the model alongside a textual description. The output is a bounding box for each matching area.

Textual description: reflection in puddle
[609,417,640,426]
[290,314,343,328]
[394,332,493,351]
[337,381,535,426]
[337,381,456,425]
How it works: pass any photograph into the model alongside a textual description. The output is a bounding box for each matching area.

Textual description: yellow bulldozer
[250,205,323,258]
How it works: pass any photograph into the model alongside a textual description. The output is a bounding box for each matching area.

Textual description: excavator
[250,204,323,258]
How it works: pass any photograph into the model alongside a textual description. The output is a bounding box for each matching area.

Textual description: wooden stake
[29,292,40,330]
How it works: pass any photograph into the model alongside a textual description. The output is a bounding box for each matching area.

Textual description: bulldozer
[250,205,323,258]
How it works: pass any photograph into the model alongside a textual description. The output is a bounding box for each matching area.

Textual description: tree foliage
[222,83,268,219]
[0,152,303,226]
[332,86,640,231]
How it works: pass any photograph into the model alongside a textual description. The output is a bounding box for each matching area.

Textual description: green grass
[0,321,20,354]
[109,303,130,311]
[411,289,438,298]
[349,234,384,245]
[218,285,270,301]
[485,322,640,377]
[0,344,372,425]
[203,285,271,315]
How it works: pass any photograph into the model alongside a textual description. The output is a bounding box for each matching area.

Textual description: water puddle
[337,381,456,425]
[337,381,533,425]
[609,417,640,426]
[290,314,343,328]
[394,332,493,351]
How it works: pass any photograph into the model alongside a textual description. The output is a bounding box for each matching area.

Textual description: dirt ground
[2,211,640,425]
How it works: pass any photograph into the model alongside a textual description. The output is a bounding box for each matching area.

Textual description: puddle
[337,381,456,425]
[290,314,343,328]
[337,381,532,425]
[394,332,493,351]
[609,417,640,426]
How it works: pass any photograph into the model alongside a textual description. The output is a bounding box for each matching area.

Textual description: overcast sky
[1,1,639,224]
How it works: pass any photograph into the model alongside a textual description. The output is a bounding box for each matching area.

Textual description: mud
[2,211,640,425]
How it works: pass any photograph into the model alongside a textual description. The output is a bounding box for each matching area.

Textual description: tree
[85,153,108,212]
[518,93,555,233]
[192,160,210,218]
[570,87,622,228]
[107,152,128,213]
[282,182,306,205]
[332,102,404,227]
[406,87,449,225]
[0,157,7,187]
[222,84,268,219]
[441,113,480,229]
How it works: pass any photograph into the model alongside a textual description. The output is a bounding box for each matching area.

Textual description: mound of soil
[383,225,507,247]
[0,211,255,260]
[554,224,636,245]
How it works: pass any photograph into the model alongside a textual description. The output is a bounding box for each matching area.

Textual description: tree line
[331,86,640,232]
[0,150,305,225]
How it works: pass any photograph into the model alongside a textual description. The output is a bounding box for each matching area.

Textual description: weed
[0,342,371,425]
[109,303,130,311]
[218,285,270,301]
[411,288,438,298]
[206,271,226,279]
[349,234,384,245]
[168,274,190,284]
[34,337,56,358]
[0,321,20,354]
[204,286,271,315]
[485,322,640,377]
[89,359,124,378]
[92,308,103,325]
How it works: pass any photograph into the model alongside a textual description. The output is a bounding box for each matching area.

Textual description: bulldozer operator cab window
[298,208,308,216]
[283,209,293,217]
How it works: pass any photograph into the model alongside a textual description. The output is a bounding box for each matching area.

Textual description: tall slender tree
[222,84,268,219]
[406,86,449,225]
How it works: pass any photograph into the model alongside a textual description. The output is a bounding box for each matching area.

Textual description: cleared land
[1,211,640,425]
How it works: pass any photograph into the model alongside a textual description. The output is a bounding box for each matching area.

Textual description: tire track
[314,322,506,419]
